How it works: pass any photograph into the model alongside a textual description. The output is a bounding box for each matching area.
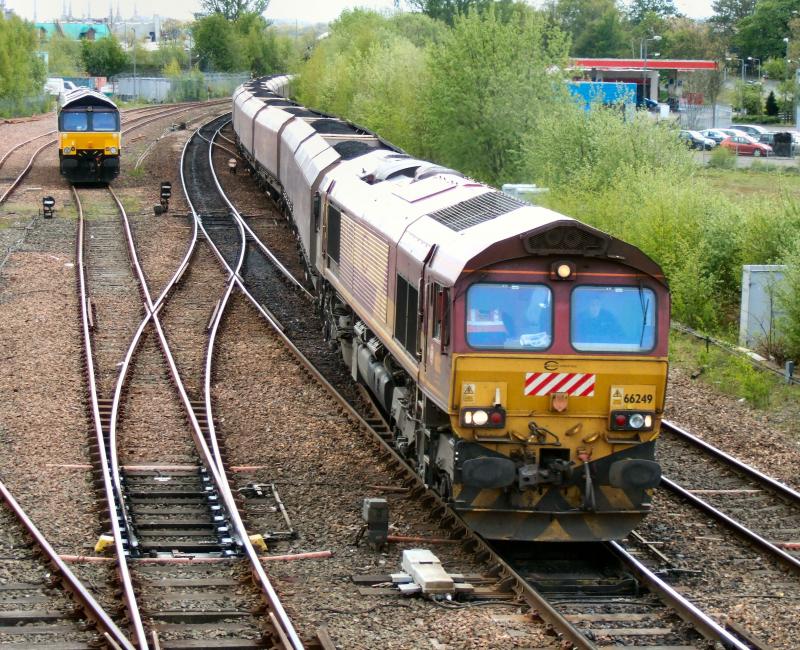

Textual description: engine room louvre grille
[427,191,528,232]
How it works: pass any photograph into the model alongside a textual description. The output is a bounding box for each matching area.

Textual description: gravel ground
[664,365,800,491]
[213,294,554,649]
[633,489,800,649]
[3,103,799,647]
[0,102,239,635]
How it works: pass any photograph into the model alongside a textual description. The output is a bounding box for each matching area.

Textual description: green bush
[708,145,736,169]
[778,232,800,361]
[732,114,784,124]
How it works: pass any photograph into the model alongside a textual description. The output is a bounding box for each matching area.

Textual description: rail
[73,184,149,648]
[0,476,135,649]
[179,122,304,649]
[1,100,229,205]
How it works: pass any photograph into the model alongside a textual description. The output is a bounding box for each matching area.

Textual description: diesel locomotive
[58,88,120,183]
[232,76,668,542]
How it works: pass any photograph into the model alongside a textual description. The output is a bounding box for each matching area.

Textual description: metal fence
[678,103,733,130]
[110,72,249,103]
[0,94,54,119]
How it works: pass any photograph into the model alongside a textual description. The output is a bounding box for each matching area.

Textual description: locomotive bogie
[233,76,670,542]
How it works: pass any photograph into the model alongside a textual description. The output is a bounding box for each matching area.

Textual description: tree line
[297,5,800,362]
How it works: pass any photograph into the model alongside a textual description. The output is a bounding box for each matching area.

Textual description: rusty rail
[73,185,149,648]
[0,476,135,649]
[180,119,304,649]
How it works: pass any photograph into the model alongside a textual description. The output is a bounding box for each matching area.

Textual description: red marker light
[615,414,627,426]
[490,411,503,425]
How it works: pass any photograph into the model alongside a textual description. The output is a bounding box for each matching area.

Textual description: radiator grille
[525,226,608,256]
[427,191,527,231]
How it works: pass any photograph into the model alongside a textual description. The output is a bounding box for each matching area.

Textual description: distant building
[572,58,718,107]
[35,20,111,41]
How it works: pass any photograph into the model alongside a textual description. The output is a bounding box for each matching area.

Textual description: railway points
[0,77,798,649]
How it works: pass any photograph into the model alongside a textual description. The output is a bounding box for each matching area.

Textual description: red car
[720,134,773,157]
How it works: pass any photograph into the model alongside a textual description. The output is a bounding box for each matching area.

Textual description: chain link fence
[110,72,249,103]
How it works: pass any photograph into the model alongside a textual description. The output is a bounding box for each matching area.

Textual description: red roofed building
[572,58,718,107]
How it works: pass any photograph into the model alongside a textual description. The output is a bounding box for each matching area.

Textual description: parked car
[721,134,773,156]
[719,128,751,139]
[700,128,729,144]
[732,124,769,138]
[679,130,716,150]
[44,78,77,95]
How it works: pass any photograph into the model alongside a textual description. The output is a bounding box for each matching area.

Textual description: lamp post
[640,35,661,104]
[747,56,761,80]
[727,57,744,110]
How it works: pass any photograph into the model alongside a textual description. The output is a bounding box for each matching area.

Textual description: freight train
[58,88,120,183]
[232,75,668,542]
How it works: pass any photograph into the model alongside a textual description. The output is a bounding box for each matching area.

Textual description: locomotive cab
[58,88,120,184]
[412,221,669,542]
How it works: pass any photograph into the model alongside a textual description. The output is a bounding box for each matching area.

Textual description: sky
[8,0,715,24]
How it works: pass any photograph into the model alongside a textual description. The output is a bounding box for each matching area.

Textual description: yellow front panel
[451,353,668,462]
[60,132,120,152]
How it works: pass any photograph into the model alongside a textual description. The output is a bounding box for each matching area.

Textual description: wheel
[754,149,762,157]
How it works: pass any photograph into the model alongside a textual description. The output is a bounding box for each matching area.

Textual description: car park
[721,134,773,156]
[719,128,751,139]
[679,130,716,150]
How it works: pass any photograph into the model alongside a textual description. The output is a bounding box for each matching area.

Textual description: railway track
[659,419,800,571]
[0,477,132,649]
[0,100,229,205]
[182,113,761,649]
[74,164,302,647]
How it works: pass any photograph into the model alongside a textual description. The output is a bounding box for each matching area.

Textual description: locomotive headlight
[105,146,118,155]
[461,407,505,428]
[472,410,489,426]
[63,146,74,154]
[628,413,645,429]
[610,410,654,431]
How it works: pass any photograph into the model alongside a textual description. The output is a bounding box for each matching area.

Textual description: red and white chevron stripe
[524,372,596,397]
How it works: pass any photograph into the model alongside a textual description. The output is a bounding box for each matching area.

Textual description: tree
[626,0,678,24]
[710,0,755,37]
[766,90,779,115]
[237,13,293,76]
[0,14,46,110]
[554,0,630,57]
[80,36,128,77]
[200,0,269,21]
[44,33,85,76]
[420,7,571,184]
[192,13,246,71]
[397,0,515,26]
[660,17,723,59]
[735,0,799,60]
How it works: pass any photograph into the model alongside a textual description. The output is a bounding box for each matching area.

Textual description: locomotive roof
[60,87,117,111]
[324,151,666,286]
[237,78,666,287]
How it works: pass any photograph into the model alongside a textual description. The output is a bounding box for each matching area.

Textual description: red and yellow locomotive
[233,76,668,541]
